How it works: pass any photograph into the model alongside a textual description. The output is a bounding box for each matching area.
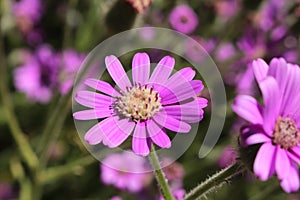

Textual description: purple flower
[169,5,199,34]
[59,50,85,95]
[232,58,300,193]
[73,52,207,156]
[14,45,59,103]
[12,0,42,33]
[214,43,236,62]
[110,197,122,200]
[214,0,240,20]
[217,147,237,168]
[101,151,152,192]
[0,183,15,200]
[159,189,185,200]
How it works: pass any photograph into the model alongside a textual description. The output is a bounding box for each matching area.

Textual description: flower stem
[184,162,244,200]
[0,24,39,171]
[149,145,175,200]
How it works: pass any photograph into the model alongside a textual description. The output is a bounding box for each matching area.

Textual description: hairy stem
[184,162,244,200]
[149,145,175,200]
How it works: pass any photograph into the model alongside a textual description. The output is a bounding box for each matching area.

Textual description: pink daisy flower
[73,52,207,156]
[232,58,300,193]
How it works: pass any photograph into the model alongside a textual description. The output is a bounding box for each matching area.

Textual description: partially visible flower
[110,196,123,200]
[59,50,85,94]
[73,52,207,156]
[0,183,15,200]
[126,0,152,14]
[217,146,237,168]
[12,0,42,33]
[169,5,199,34]
[184,36,216,62]
[232,58,300,193]
[213,0,240,20]
[101,151,152,192]
[162,158,185,190]
[214,42,236,62]
[14,45,59,103]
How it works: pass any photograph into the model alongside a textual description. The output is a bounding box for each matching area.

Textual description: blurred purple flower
[101,151,152,192]
[169,5,199,34]
[0,183,15,200]
[14,45,59,103]
[184,36,216,62]
[73,52,207,156]
[110,196,122,200]
[232,58,300,193]
[12,0,42,33]
[59,50,85,95]
[214,43,236,62]
[217,146,237,168]
[214,0,240,20]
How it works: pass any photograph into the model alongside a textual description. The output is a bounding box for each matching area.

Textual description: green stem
[0,23,39,171]
[184,162,244,200]
[149,145,175,200]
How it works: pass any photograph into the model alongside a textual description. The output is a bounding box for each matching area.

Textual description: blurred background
[0,0,300,199]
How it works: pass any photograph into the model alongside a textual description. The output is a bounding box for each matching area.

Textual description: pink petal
[275,147,290,180]
[153,110,191,133]
[146,120,171,148]
[149,56,174,84]
[253,142,276,181]
[105,55,132,91]
[132,53,150,85]
[164,67,195,90]
[232,95,263,125]
[84,78,121,97]
[75,91,113,108]
[164,98,205,123]
[73,109,113,120]
[132,122,150,156]
[281,64,300,116]
[268,58,288,92]
[84,119,114,145]
[101,116,135,148]
[160,80,203,105]
[280,163,300,193]
[252,58,269,82]
[258,77,281,135]
[244,133,271,146]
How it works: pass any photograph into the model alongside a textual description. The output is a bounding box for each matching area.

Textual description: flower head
[169,5,199,34]
[73,52,207,156]
[14,45,59,103]
[232,58,300,193]
[217,146,237,168]
[100,151,152,192]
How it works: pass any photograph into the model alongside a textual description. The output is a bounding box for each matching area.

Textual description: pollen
[114,84,162,122]
[273,117,300,149]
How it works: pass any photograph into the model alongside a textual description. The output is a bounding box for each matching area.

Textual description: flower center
[180,16,188,23]
[273,117,300,149]
[115,85,162,122]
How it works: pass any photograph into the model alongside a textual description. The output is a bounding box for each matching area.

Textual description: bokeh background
[0,0,300,199]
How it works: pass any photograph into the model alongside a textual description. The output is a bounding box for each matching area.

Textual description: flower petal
[280,163,300,193]
[244,133,271,146]
[132,122,150,156]
[164,67,195,90]
[258,77,281,135]
[232,95,263,125]
[160,80,203,105]
[105,55,132,91]
[84,78,120,97]
[75,91,114,108]
[253,142,276,181]
[275,147,290,180]
[132,53,150,85]
[147,120,171,148]
[149,56,174,84]
[252,58,269,82]
[153,110,191,133]
[73,109,113,120]
[101,116,135,148]
[164,98,205,123]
